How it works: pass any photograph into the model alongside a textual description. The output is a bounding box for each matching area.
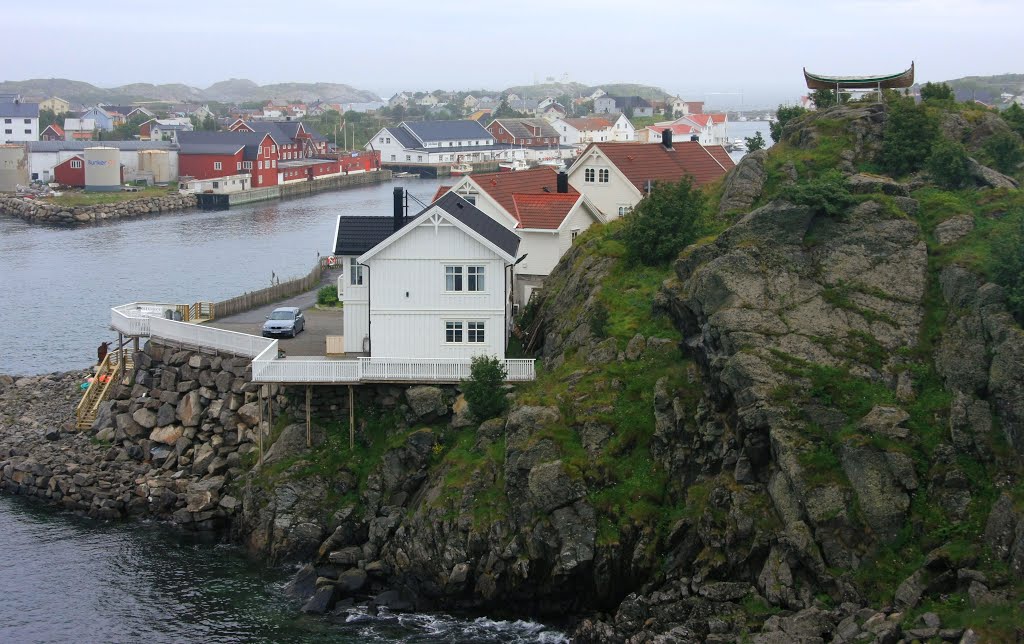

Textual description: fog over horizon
[4,0,1022,109]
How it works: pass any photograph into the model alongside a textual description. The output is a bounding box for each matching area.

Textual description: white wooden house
[441,167,606,304]
[567,137,735,218]
[339,193,521,360]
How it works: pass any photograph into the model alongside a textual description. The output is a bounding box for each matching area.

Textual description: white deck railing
[111,304,536,384]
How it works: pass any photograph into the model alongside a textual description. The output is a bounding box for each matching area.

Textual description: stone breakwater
[0,193,197,225]
[0,340,267,529]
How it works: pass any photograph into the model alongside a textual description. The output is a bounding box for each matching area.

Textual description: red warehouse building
[177,131,279,187]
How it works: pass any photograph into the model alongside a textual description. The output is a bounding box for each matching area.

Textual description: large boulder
[264,422,326,465]
[404,386,446,418]
[149,425,184,446]
[176,390,202,427]
[527,460,585,513]
[719,148,768,216]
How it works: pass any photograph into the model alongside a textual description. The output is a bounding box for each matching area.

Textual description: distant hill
[502,82,670,101]
[0,77,381,106]
[937,73,1024,104]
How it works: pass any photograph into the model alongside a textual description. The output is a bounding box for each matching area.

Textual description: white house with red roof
[567,134,735,218]
[438,166,606,303]
[610,113,636,142]
[673,113,729,146]
[550,117,614,146]
[637,124,699,144]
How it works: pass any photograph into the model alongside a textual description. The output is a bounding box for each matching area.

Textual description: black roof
[335,215,402,255]
[422,193,520,258]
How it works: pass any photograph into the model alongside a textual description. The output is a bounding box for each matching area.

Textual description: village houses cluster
[4,87,739,376]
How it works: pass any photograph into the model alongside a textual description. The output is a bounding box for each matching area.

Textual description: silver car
[262,307,305,338]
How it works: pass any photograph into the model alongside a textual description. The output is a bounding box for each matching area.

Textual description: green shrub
[620,177,707,265]
[317,285,339,306]
[590,301,609,338]
[990,215,1024,323]
[927,140,971,189]
[779,169,856,217]
[877,99,940,176]
[983,131,1024,175]
[463,355,509,420]
[920,82,954,102]
[1002,103,1024,138]
[770,105,808,143]
[745,131,766,152]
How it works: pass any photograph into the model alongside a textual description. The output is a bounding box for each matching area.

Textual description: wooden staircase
[75,348,134,430]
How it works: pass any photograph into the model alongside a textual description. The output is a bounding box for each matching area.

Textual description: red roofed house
[674,113,730,146]
[40,124,65,141]
[438,166,606,303]
[550,117,613,145]
[567,134,735,218]
[637,124,697,144]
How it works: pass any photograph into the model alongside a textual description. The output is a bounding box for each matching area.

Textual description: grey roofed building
[0,101,40,118]
[28,140,176,152]
[334,215,405,255]
[0,93,21,103]
[177,131,268,158]
[402,120,494,145]
[424,193,520,258]
[489,117,560,141]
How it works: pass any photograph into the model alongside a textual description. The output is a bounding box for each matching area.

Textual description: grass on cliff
[42,186,177,208]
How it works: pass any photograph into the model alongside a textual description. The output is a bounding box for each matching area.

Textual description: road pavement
[205,268,345,356]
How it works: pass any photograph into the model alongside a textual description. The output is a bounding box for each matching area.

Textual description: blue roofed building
[0,100,40,143]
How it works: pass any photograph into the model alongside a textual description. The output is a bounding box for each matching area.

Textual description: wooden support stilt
[268,386,273,440]
[118,332,125,381]
[306,385,312,448]
[348,385,355,450]
[133,336,139,353]
[258,387,264,466]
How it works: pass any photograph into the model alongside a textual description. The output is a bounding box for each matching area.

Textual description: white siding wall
[366,221,507,360]
[516,231,561,277]
[569,159,637,220]
[340,254,370,353]
[557,205,597,256]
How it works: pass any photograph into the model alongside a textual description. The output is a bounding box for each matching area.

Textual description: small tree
[877,98,940,176]
[984,131,1024,174]
[809,89,849,109]
[1002,103,1024,138]
[745,131,766,152]
[920,82,955,102]
[770,105,808,143]
[990,215,1024,323]
[779,169,857,217]
[620,177,707,265]
[463,355,509,420]
[926,140,971,189]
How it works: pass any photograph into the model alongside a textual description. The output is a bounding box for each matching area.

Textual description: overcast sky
[5,0,1022,108]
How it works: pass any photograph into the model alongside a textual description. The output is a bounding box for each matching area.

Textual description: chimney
[557,171,569,193]
[393,187,404,231]
[662,129,673,150]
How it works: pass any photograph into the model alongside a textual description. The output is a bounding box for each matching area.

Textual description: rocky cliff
[3,100,1024,642]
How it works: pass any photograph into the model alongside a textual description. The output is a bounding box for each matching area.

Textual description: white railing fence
[110,304,536,383]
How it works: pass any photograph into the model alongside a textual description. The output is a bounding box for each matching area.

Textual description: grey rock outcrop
[719,148,767,216]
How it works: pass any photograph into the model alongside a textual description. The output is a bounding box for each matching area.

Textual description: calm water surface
[0,177,445,375]
[0,497,567,643]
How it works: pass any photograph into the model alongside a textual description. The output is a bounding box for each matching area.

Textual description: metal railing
[111,301,214,336]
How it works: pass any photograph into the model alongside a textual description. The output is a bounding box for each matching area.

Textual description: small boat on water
[498,159,529,172]
[727,138,747,152]
[537,157,566,172]
[450,162,473,176]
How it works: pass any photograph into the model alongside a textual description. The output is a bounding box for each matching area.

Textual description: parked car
[262,307,305,338]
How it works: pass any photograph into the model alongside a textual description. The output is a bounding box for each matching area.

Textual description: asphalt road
[205,268,344,356]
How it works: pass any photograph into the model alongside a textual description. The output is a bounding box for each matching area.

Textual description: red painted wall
[179,150,244,180]
[54,156,85,187]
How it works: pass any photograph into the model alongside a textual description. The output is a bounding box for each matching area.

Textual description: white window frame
[467,321,486,343]
[444,321,464,344]
[445,265,463,292]
[214,161,222,171]
[467,265,485,292]
[599,168,610,183]
[584,167,595,183]
[70,159,82,169]
[349,258,364,286]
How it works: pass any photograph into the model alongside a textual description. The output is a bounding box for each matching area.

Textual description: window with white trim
[467,266,485,291]
[236,161,242,170]
[599,168,609,183]
[571,228,581,241]
[618,205,632,216]
[584,167,595,183]
[445,321,463,343]
[214,161,222,170]
[243,161,252,170]
[257,161,262,170]
[70,159,82,169]
[349,258,364,286]
[445,265,463,291]
[467,322,486,343]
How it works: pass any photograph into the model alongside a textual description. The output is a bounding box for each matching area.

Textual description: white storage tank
[0,144,29,192]
[84,146,121,192]
[138,150,172,184]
